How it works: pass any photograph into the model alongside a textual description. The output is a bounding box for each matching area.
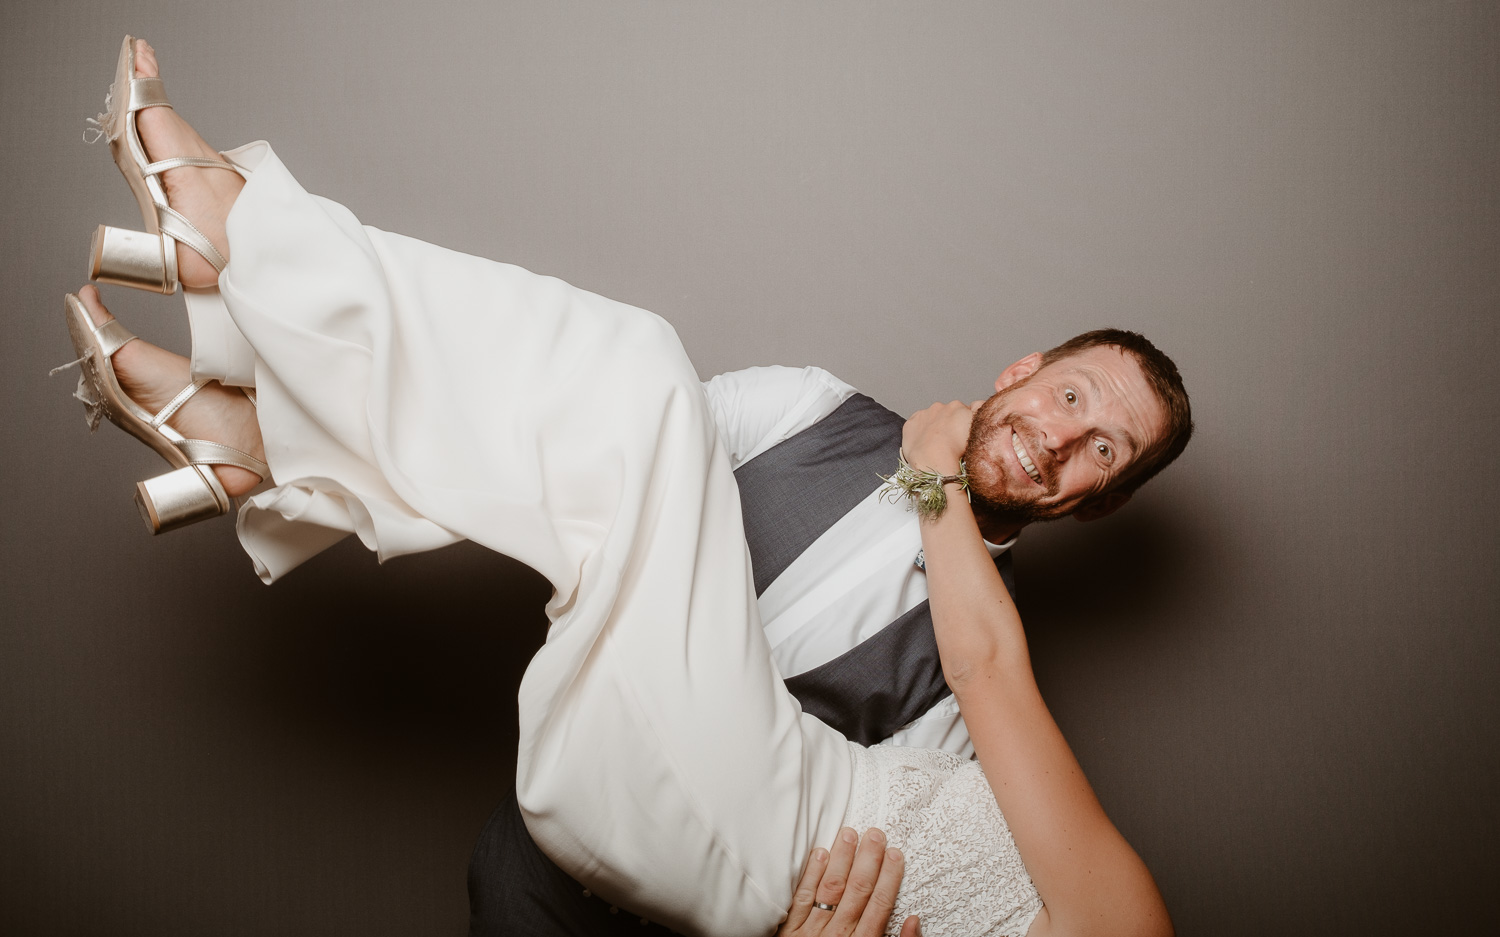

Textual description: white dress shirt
[702,365,1015,759]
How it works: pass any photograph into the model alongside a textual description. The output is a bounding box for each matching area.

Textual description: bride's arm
[902,402,1172,937]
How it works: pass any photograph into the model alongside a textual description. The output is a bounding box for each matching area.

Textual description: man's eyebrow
[1081,370,1139,456]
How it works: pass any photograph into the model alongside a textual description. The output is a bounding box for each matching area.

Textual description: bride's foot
[77,285,264,496]
[130,40,243,289]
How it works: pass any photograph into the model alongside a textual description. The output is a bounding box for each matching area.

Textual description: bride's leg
[206,143,854,931]
[75,285,264,496]
[115,44,849,935]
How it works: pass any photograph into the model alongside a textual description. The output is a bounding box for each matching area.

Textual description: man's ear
[995,352,1043,392]
[1072,491,1131,523]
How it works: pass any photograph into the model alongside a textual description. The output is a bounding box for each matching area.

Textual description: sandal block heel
[90,224,176,294]
[135,465,231,534]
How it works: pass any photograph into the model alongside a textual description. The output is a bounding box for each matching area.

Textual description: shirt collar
[983,531,1018,557]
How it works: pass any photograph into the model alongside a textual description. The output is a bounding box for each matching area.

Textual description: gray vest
[733,393,1016,746]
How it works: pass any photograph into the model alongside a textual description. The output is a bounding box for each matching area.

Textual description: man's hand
[777,827,921,937]
[901,401,976,475]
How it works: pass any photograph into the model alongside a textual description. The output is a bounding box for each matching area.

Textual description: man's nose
[1042,417,1087,459]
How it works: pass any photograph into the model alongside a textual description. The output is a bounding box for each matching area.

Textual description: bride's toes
[77,283,114,328]
[77,286,182,416]
[77,286,148,388]
[133,39,159,79]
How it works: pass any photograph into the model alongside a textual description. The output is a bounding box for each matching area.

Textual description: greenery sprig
[877,449,971,520]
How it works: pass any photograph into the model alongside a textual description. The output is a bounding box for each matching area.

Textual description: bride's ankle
[212,462,262,498]
[192,381,267,497]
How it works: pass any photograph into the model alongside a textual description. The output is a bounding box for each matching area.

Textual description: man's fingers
[852,847,904,937]
[778,845,830,934]
[826,828,888,936]
[814,827,859,912]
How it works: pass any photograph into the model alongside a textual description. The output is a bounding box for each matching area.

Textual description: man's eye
[1064,390,1077,405]
[1096,441,1112,460]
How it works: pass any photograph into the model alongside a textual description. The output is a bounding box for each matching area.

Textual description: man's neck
[975,512,1024,546]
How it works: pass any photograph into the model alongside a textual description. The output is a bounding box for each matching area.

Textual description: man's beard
[962,390,1072,528]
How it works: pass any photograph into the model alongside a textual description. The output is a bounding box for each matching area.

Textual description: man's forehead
[1049,343,1129,371]
[1044,347,1166,440]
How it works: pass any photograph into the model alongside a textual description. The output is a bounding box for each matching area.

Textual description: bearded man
[470,327,1192,935]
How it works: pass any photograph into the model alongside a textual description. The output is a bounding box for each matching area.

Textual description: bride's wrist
[878,449,971,521]
[907,456,962,476]
[902,443,962,477]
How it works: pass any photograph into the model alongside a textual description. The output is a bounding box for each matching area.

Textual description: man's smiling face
[963,344,1168,528]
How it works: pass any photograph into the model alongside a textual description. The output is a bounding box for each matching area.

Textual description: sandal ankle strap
[150,379,209,429]
[155,203,228,272]
[143,155,240,177]
[176,438,269,481]
[147,381,270,481]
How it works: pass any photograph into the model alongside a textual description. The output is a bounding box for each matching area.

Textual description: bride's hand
[901,401,977,475]
[778,827,921,937]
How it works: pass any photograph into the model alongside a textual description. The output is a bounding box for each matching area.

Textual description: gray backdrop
[3,2,1496,935]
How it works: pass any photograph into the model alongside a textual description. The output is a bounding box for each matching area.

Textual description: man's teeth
[1011,432,1043,484]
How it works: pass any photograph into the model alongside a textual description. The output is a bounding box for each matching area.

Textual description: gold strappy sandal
[86,36,240,294]
[59,293,268,534]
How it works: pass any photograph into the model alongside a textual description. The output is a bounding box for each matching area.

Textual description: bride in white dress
[66,38,1175,937]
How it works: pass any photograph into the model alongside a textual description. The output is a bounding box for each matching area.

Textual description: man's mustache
[971,409,1058,496]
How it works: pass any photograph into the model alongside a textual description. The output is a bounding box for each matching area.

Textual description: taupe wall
[3,2,1496,934]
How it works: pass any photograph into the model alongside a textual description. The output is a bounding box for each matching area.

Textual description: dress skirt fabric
[210,142,853,936]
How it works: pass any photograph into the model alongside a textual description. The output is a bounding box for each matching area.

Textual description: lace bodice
[844,743,1043,937]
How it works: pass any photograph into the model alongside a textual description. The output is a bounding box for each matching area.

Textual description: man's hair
[1038,328,1193,498]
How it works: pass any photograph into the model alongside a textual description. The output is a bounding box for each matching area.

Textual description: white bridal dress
[191,142,1042,937]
